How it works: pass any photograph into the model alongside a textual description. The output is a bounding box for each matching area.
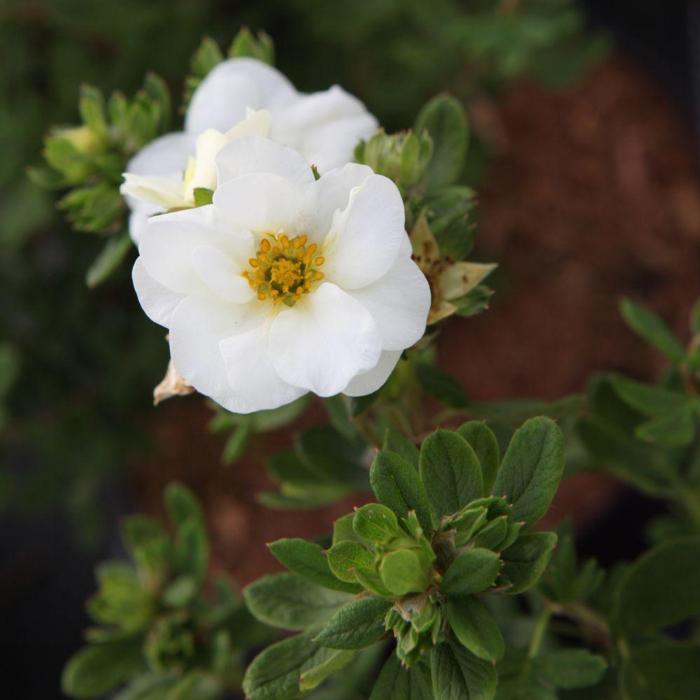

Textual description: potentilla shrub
[34,22,700,700]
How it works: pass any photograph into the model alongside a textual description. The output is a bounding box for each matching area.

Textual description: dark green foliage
[62,484,265,699]
[243,420,564,697]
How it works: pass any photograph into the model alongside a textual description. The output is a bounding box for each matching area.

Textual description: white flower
[133,136,431,414]
[122,58,378,243]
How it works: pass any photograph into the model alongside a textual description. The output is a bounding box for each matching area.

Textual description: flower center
[243,233,325,307]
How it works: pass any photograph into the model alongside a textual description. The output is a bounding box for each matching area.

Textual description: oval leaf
[313,597,391,650]
[419,430,483,525]
[493,417,564,526]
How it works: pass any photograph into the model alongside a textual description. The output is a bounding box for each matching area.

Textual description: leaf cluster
[62,483,266,700]
[242,417,566,699]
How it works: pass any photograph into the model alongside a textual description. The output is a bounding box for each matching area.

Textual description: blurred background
[1,0,699,696]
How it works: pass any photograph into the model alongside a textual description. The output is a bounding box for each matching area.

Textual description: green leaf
[456,421,500,494]
[332,513,362,545]
[243,633,320,700]
[327,540,375,585]
[190,37,224,78]
[419,430,483,525]
[228,27,275,64]
[299,647,356,692]
[501,532,557,594]
[621,642,700,700]
[244,573,349,631]
[370,656,434,700]
[162,575,197,608]
[431,642,497,700]
[62,638,144,698]
[609,375,688,416]
[172,517,208,584]
[493,417,564,527]
[222,422,253,463]
[164,482,203,525]
[268,538,360,593]
[87,562,151,632]
[615,536,700,637]
[86,232,132,288]
[383,428,420,468]
[380,549,430,596]
[353,503,402,544]
[313,597,391,649]
[424,186,476,261]
[370,450,433,533]
[78,84,108,139]
[446,596,504,662]
[113,674,179,700]
[415,95,468,192]
[620,298,685,362]
[636,409,695,447]
[416,363,470,408]
[473,515,509,550]
[441,548,500,596]
[168,672,222,700]
[534,650,607,689]
[121,515,170,578]
[142,72,171,133]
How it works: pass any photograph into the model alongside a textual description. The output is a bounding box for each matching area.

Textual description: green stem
[528,605,552,659]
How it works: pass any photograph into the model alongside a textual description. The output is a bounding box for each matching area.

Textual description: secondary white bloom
[122,58,378,242]
[133,136,431,413]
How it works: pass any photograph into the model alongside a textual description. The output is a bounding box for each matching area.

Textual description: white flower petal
[191,245,254,303]
[308,162,373,240]
[225,108,272,139]
[132,258,183,327]
[219,321,306,413]
[128,207,153,245]
[322,174,405,289]
[186,58,296,135]
[184,129,230,197]
[121,173,186,210]
[213,173,310,234]
[272,86,378,172]
[216,135,314,186]
[348,251,431,350]
[343,350,402,397]
[127,131,195,177]
[168,295,258,410]
[269,282,382,396]
[139,206,253,295]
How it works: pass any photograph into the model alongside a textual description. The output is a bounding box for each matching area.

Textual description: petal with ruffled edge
[186,58,297,135]
[132,258,184,327]
[269,282,382,396]
[307,162,373,241]
[348,251,431,351]
[168,295,260,412]
[213,173,311,235]
[272,86,378,172]
[216,135,314,187]
[343,350,403,397]
[219,321,306,413]
[139,205,254,296]
[321,173,405,290]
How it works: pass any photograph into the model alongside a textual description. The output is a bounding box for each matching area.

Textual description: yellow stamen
[243,232,326,307]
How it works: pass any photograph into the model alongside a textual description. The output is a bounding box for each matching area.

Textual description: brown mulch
[132,55,700,585]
